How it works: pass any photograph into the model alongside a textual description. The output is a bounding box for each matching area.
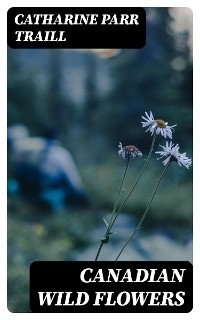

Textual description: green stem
[108,133,157,233]
[108,156,131,228]
[95,242,104,262]
[95,157,130,261]
[115,161,170,261]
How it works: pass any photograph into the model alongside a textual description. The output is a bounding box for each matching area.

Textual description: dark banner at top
[7,7,146,49]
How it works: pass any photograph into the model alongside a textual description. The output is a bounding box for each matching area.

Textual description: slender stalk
[95,157,130,261]
[115,161,171,261]
[108,156,131,227]
[95,242,104,262]
[108,133,157,233]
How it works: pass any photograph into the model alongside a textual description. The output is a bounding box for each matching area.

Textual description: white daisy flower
[141,111,176,139]
[155,141,192,169]
[118,142,143,160]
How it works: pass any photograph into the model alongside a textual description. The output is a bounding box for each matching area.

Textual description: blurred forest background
[7,8,192,312]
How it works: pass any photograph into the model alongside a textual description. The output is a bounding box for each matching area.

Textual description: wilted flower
[141,111,176,139]
[118,142,142,160]
[155,141,192,169]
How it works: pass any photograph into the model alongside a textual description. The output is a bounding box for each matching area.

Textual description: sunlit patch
[32,224,46,236]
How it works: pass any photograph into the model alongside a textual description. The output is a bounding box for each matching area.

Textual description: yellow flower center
[155,119,166,128]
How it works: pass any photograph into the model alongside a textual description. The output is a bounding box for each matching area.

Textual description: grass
[7,159,192,312]
[7,199,95,312]
[82,159,192,228]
